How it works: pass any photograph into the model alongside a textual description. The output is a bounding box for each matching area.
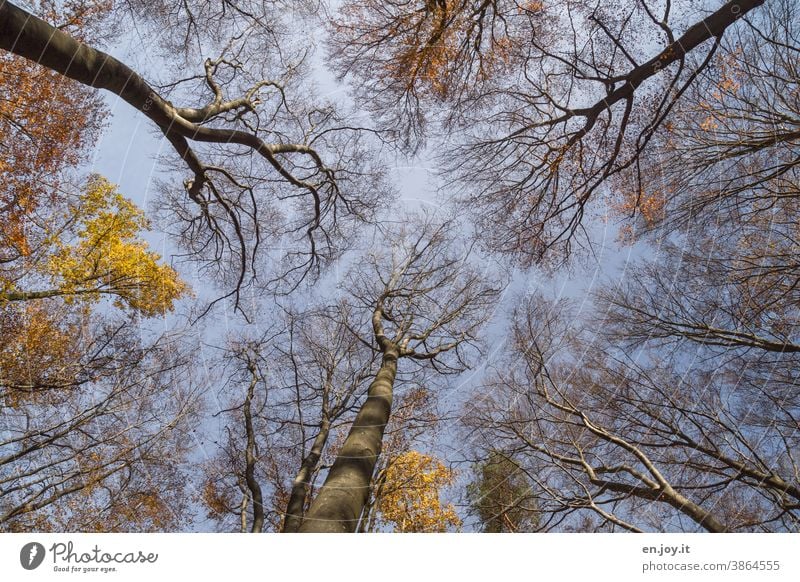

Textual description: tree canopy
[1,0,798,534]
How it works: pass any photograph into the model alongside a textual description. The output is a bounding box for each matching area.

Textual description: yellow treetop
[46,175,189,316]
[376,450,461,533]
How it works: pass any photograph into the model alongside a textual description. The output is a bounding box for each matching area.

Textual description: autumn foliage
[0,1,198,533]
[47,176,190,315]
[0,301,86,405]
[332,0,541,99]
[375,450,461,532]
[0,1,110,262]
[3,0,798,536]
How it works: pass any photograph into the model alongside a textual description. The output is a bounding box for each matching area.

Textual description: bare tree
[298,214,503,532]
[278,305,377,532]
[328,0,767,264]
[466,296,800,532]
[1,0,390,306]
[0,320,199,531]
[598,223,800,408]
[601,244,799,350]
[200,305,376,532]
[610,0,800,238]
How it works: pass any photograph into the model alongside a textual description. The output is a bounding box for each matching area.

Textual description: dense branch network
[329,0,767,263]
[1,0,387,307]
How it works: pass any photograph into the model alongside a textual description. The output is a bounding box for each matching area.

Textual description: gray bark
[298,346,398,533]
[0,0,206,179]
[243,376,264,533]
[282,417,331,533]
[0,1,320,199]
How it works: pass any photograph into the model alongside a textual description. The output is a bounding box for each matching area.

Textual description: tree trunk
[298,346,398,532]
[0,0,288,190]
[282,417,331,533]
[0,1,178,130]
[243,377,264,533]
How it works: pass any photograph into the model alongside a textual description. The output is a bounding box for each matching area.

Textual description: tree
[598,237,800,361]
[589,225,800,530]
[0,190,195,531]
[0,0,109,267]
[370,450,460,533]
[1,0,390,304]
[199,304,377,532]
[327,0,536,148]
[0,321,199,531]
[202,301,470,534]
[0,171,190,405]
[466,451,539,533]
[277,304,379,532]
[328,0,767,264]
[610,0,800,239]
[1,175,188,315]
[7,0,796,537]
[297,214,502,532]
[358,384,446,532]
[200,332,285,532]
[466,296,800,532]
[0,3,205,532]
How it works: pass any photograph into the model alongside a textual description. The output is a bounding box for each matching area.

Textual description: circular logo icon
[20,542,46,570]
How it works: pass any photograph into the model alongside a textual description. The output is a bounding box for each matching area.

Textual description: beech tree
[358,385,448,532]
[1,175,188,315]
[0,170,191,426]
[276,305,379,532]
[329,0,768,263]
[6,0,797,536]
[0,322,199,531]
[201,306,376,532]
[1,0,109,273]
[587,224,800,530]
[202,218,500,533]
[296,215,502,532]
[466,296,800,532]
[1,0,390,304]
[1,4,198,529]
[202,311,465,533]
[610,0,800,238]
[598,237,800,364]
[0,178,196,531]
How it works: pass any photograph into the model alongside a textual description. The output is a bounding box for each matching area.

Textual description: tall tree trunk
[298,346,398,532]
[282,417,331,533]
[243,376,264,533]
[0,0,304,194]
[0,1,178,130]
